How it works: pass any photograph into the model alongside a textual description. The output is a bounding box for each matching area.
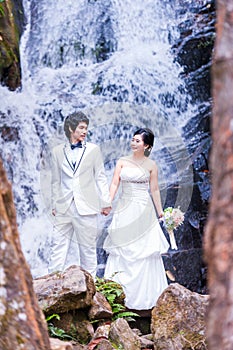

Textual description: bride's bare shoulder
[118,155,131,164]
[146,158,158,170]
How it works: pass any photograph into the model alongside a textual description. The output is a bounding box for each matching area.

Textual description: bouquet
[163,207,185,250]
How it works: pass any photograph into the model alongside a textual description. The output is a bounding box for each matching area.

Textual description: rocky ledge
[33,265,209,350]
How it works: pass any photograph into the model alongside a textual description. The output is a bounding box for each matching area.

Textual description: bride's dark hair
[133,128,154,156]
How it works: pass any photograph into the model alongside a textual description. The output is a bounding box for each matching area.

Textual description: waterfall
[0,0,211,277]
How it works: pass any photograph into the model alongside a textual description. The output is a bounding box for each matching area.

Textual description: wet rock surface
[34,266,209,350]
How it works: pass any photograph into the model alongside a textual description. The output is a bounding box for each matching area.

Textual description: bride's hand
[158,213,164,224]
[101,207,112,216]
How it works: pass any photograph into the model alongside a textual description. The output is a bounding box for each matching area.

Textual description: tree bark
[0,157,51,349]
[204,1,233,349]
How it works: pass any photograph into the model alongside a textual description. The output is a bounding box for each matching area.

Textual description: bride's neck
[131,154,145,161]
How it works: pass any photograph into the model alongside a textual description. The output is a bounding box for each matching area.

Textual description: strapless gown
[104,167,170,310]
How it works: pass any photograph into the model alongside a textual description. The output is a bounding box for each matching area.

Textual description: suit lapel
[73,142,87,175]
[63,142,87,175]
[63,144,74,172]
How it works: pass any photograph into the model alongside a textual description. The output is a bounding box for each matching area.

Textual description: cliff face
[0,0,24,90]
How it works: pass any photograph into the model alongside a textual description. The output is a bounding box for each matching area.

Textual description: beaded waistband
[121,180,148,184]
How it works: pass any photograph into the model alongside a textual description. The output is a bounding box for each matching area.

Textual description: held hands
[52,208,112,216]
[101,206,112,216]
[158,212,164,224]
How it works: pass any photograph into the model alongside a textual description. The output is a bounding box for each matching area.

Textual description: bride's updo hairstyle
[133,128,154,157]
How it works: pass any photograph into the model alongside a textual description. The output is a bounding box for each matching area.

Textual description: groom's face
[70,121,88,143]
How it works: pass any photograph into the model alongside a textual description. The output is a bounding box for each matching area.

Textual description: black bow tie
[70,142,82,150]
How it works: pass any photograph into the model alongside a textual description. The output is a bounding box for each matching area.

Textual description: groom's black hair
[64,111,89,139]
[133,128,154,148]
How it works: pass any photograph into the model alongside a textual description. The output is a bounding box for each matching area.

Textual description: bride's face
[131,134,145,154]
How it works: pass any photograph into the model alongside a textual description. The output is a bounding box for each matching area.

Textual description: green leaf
[46,313,60,322]
[117,311,139,318]
[95,275,128,321]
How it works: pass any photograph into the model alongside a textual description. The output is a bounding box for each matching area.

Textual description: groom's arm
[93,145,112,211]
[51,148,61,215]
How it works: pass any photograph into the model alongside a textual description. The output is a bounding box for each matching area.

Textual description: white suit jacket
[51,141,111,215]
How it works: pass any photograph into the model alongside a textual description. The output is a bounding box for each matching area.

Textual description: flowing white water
[0,0,209,276]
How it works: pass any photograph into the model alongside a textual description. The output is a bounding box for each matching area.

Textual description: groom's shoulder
[52,142,65,153]
[85,141,100,150]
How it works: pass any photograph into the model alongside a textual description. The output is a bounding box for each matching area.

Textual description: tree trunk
[204,1,233,349]
[0,158,51,349]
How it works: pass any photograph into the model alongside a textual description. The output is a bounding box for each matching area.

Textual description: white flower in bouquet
[163,207,185,250]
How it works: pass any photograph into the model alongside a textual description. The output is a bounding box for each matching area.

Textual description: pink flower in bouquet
[172,208,185,227]
[163,207,185,250]
[164,207,184,231]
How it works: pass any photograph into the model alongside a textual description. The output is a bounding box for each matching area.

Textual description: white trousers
[48,200,98,277]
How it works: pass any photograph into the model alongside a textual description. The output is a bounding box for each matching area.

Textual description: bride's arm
[109,159,123,201]
[149,161,164,218]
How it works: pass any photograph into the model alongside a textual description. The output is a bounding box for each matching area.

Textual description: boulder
[33,265,96,314]
[108,318,141,350]
[88,338,114,350]
[138,334,154,349]
[50,338,73,350]
[88,291,113,320]
[151,283,209,349]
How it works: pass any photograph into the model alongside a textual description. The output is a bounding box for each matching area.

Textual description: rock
[88,292,113,320]
[151,283,209,349]
[174,0,215,103]
[0,0,24,89]
[108,318,141,350]
[88,338,114,349]
[50,312,73,333]
[50,338,74,350]
[0,125,20,142]
[131,329,154,349]
[87,324,113,349]
[73,319,94,344]
[93,324,111,339]
[0,157,51,349]
[162,248,204,292]
[139,334,154,349]
[93,338,114,349]
[49,310,94,345]
[33,265,96,314]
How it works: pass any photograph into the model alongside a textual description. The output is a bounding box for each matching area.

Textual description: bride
[103,127,169,310]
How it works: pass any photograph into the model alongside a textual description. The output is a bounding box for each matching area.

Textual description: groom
[48,111,111,277]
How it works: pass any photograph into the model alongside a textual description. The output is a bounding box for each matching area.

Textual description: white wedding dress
[104,166,170,310]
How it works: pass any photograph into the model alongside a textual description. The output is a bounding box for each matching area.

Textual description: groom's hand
[101,207,112,216]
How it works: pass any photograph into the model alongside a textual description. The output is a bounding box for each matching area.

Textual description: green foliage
[95,276,139,321]
[45,278,140,345]
[0,0,5,17]
[46,314,75,341]
[197,35,215,49]
[46,313,60,322]
[91,82,102,95]
[179,330,207,350]
[112,344,124,349]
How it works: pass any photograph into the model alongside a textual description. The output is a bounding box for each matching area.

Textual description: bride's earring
[144,146,151,157]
